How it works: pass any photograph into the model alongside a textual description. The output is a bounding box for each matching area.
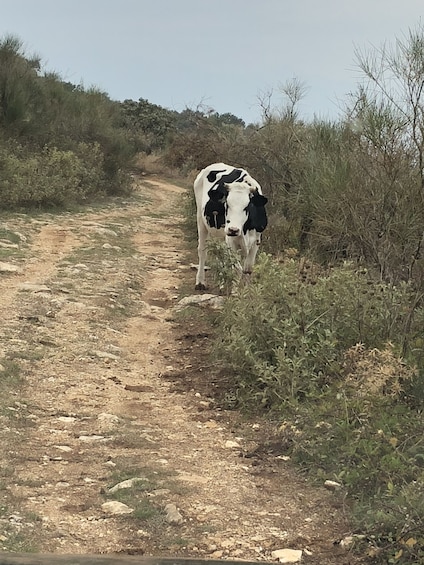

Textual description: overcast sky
[1,0,424,124]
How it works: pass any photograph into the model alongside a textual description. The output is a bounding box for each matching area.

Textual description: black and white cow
[194,162,268,290]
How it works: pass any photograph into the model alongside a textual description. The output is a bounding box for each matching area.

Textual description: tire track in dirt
[0,177,355,564]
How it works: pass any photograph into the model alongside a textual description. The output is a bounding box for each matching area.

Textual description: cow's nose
[227,227,240,236]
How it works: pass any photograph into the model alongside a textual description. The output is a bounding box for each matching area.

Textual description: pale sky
[1,0,424,124]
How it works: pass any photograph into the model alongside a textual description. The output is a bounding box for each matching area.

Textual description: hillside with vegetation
[1,28,424,564]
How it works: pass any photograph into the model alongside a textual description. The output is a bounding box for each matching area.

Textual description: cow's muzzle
[226,227,240,237]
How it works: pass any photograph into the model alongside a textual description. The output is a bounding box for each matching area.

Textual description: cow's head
[223,182,268,237]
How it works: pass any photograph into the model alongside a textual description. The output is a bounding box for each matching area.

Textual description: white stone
[164,503,183,524]
[78,435,105,442]
[324,480,342,491]
[53,445,72,452]
[175,294,225,310]
[94,351,119,360]
[101,501,133,515]
[271,549,303,563]
[108,478,147,493]
[0,262,20,273]
[225,440,241,449]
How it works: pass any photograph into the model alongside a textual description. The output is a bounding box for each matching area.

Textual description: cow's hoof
[195,283,207,291]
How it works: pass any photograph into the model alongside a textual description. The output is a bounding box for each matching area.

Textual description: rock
[225,440,241,449]
[17,282,51,293]
[92,227,118,237]
[137,529,151,538]
[0,262,20,273]
[93,350,119,360]
[78,435,105,442]
[175,294,225,310]
[101,501,133,515]
[98,413,120,422]
[271,548,303,563]
[339,534,365,547]
[108,478,147,493]
[98,413,120,430]
[125,384,154,392]
[102,243,122,251]
[57,416,76,423]
[220,539,235,548]
[164,503,183,525]
[0,241,18,249]
[324,480,342,491]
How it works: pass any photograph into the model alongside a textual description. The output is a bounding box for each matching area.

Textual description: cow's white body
[194,162,267,290]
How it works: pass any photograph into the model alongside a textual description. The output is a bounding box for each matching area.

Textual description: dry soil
[0,176,359,564]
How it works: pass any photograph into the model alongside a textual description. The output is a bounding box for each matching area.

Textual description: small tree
[345,24,424,282]
[0,35,41,134]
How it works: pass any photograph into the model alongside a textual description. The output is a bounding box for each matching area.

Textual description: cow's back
[194,162,262,210]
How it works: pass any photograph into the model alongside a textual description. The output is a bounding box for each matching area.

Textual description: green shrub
[211,255,424,562]
[206,240,242,295]
[214,255,421,406]
[0,142,107,208]
[289,387,424,563]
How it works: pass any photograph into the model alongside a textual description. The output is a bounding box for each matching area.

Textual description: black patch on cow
[207,167,247,188]
[243,192,268,234]
[204,198,225,229]
[206,169,226,183]
[205,182,227,229]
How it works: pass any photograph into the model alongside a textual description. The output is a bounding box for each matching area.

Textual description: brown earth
[0,176,360,564]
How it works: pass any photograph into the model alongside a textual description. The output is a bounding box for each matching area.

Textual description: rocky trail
[0,176,358,564]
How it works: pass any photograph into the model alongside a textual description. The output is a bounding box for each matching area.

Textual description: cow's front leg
[242,233,259,274]
[195,222,209,290]
[225,235,243,273]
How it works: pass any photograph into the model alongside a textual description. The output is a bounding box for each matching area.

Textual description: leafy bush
[205,240,242,295]
[289,387,424,563]
[0,142,107,207]
[210,255,424,562]
[214,255,422,406]
[0,35,136,208]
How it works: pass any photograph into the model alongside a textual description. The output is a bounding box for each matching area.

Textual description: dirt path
[0,177,356,564]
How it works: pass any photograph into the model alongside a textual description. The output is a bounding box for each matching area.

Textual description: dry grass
[343,342,416,397]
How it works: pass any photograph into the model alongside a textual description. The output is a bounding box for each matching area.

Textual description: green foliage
[206,239,242,295]
[0,35,41,134]
[290,390,424,563]
[214,255,422,405]
[0,142,107,207]
[120,98,177,151]
[0,34,136,209]
[210,255,424,562]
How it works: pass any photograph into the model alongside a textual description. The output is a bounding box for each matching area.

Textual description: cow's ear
[251,192,268,206]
